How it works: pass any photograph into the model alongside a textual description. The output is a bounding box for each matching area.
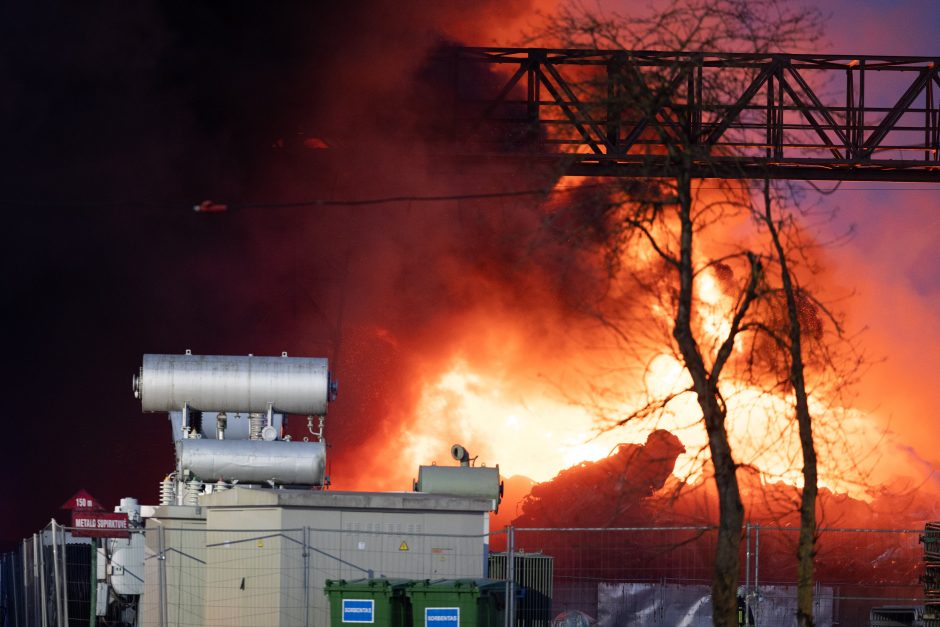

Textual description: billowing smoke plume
[0,0,563,546]
[2,0,937,551]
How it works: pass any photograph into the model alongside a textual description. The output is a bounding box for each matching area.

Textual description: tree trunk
[796,433,818,627]
[764,181,817,627]
[706,398,745,627]
[673,172,744,627]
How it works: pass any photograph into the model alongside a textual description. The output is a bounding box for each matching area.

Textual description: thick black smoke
[0,1,569,548]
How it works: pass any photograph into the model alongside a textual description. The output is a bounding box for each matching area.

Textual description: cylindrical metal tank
[415,465,503,509]
[135,353,330,415]
[176,439,326,485]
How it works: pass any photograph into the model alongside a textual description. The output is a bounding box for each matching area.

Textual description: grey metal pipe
[135,353,330,415]
[169,410,284,441]
[177,439,326,485]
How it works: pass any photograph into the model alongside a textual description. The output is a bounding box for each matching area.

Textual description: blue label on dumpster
[342,599,375,623]
[425,607,459,626]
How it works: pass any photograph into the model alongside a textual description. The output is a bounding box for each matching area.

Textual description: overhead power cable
[217,184,935,211]
[0,183,933,215]
[231,185,598,210]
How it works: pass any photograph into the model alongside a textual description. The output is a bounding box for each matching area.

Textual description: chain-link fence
[506,524,926,627]
[1,521,95,627]
[1,521,930,626]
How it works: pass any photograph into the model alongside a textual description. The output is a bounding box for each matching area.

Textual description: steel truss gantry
[452,48,940,182]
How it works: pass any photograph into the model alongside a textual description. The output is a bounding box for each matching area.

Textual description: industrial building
[0,352,508,626]
[137,488,493,626]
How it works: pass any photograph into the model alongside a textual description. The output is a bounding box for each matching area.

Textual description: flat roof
[199,487,494,513]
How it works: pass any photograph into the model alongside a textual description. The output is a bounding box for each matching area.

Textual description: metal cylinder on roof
[415,465,502,509]
[177,439,326,485]
[135,353,330,414]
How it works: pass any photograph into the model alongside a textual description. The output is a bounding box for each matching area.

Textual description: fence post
[89,538,97,627]
[60,524,69,627]
[744,522,751,627]
[21,539,29,627]
[754,523,760,625]
[16,539,29,627]
[660,576,666,625]
[157,525,168,627]
[303,527,310,627]
[51,522,61,627]
[30,533,45,625]
[38,532,48,627]
[505,526,515,627]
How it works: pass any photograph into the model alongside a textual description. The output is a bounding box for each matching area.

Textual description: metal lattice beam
[451,48,940,182]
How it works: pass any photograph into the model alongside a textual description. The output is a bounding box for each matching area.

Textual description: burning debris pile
[513,430,686,528]
[502,428,939,589]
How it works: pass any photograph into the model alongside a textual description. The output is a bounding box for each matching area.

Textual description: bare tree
[525,2,835,626]
[750,179,862,627]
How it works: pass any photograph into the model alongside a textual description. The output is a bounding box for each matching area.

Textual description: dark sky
[1,1,938,550]
[0,2,453,547]
[0,0,557,549]
[0,4,270,544]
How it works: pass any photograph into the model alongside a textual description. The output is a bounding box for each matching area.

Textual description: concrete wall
[203,508,296,627]
[139,506,207,627]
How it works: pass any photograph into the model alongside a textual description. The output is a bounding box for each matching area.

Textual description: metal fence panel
[510,525,924,627]
[598,581,713,626]
[64,542,92,626]
[512,526,720,620]
[1,521,930,626]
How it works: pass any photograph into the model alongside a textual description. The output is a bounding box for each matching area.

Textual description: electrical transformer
[134,351,336,504]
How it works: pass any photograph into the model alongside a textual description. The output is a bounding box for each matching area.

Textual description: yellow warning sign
[399,541,409,552]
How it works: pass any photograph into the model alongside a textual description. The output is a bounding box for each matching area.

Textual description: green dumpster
[325,578,413,627]
[406,579,506,627]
